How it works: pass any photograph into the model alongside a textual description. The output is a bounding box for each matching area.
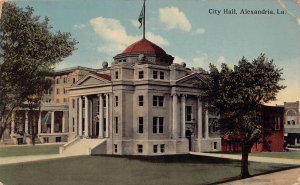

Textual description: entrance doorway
[186,130,192,151]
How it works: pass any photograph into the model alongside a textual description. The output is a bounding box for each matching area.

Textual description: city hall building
[64,38,221,155]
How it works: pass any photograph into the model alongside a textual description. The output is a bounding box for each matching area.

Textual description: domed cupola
[122,38,166,55]
[114,38,174,66]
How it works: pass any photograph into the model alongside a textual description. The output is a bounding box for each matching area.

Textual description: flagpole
[143,0,145,39]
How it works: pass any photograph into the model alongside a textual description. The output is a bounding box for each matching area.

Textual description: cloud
[192,54,209,67]
[131,19,140,28]
[174,55,188,64]
[74,23,85,29]
[90,17,169,55]
[159,7,192,32]
[297,17,300,26]
[192,27,205,35]
[216,56,226,64]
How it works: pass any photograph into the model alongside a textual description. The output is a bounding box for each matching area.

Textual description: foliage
[199,54,285,178]
[0,2,77,139]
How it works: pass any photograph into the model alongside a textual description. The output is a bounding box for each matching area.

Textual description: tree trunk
[31,110,36,146]
[240,144,250,178]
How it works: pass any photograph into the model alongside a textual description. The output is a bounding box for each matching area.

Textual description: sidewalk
[220,167,300,185]
[0,153,84,166]
[190,152,300,165]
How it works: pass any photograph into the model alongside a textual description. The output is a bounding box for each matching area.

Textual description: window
[63,88,67,94]
[73,78,76,84]
[44,137,49,143]
[115,71,119,79]
[213,142,217,150]
[56,88,60,95]
[56,78,60,84]
[274,117,280,130]
[153,71,158,79]
[114,144,118,153]
[138,117,143,133]
[186,106,192,121]
[138,71,144,79]
[56,137,61,143]
[115,117,118,134]
[97,99,100,113]
[103,96,107,108]
[137,145,143,153]
[63,77,67,83]
[153,117,164,133]
[72,99,76,109]
[63,98,67,103]
[209,118,218,133]
[138,96,144,106]
[115,96,118,107]
[153,96,164,107]
[160,144,165,153]
[153,145,158,153]
[160,71,164,80]
[287,121,290,125]
[103,118,106,131]
[72,118,75,132]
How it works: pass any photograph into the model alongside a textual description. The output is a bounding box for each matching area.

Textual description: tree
[0,2,77,143]
[199,54,285,178]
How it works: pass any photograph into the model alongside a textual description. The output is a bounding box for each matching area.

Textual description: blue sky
[9,0,300,105]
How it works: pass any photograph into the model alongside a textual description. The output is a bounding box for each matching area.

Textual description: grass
[0,155,297,185]
[0,145,61,157]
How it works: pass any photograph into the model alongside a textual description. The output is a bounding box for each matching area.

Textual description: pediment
[73,73,111,87]
[176,73,208,87]
[78,76,106,86]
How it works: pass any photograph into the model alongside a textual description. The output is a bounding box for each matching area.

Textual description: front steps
[59,137,107,156]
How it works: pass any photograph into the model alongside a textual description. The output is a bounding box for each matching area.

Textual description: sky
[2,0,300,105]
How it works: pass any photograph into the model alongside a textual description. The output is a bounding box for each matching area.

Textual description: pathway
[190,152,300,165]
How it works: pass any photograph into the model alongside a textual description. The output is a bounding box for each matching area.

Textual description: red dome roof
[122,38,166,54]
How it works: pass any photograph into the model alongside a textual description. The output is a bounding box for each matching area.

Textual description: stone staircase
[59,137,107,156]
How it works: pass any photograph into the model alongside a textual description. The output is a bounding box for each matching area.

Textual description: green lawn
[249,151,300,159]
[0,155,296,185]
[0,145,60,157]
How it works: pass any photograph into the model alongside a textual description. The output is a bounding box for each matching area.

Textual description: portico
[76,93,110,138]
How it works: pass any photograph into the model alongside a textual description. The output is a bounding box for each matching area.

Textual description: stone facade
[66,39,222,155]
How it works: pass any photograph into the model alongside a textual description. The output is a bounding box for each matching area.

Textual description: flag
[138,5,144,29]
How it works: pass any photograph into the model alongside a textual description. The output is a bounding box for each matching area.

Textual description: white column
[181,95,186,138]
[84,96,89,137]
[99,94,104,138]
[25,111,28,134]
[105,94,109,138]
[51,111,55,133]
[62,111,65,133]
[172,94,178,138]
[38,111,41,134]
[205,108,209,139]
[197,98,203,139]
[78,97,83,136]
[11,112,15,135]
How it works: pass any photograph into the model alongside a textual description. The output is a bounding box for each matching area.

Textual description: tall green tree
[0,2,77,143]
[199,54,285,178]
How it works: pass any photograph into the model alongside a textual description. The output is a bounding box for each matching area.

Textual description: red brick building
[222,105,284,152]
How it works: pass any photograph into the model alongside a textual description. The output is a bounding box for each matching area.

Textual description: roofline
[51,66,98,75]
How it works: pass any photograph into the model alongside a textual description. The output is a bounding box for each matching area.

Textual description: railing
[59,137,80,154]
